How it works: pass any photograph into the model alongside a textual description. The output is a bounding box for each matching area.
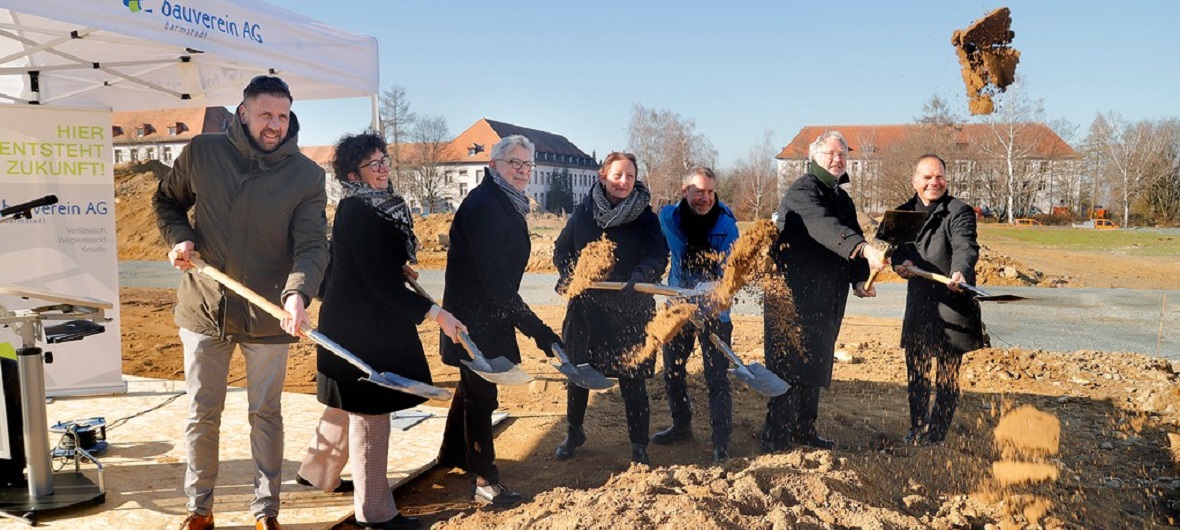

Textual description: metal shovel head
[364,371,454,401]
[875,210,929,246]
[962,283,1027,303]
[730,362,791,397]
[553,361,615,390]
[461,358,534,386]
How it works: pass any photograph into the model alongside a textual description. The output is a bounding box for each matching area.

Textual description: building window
[459,169,468,177]
[460,182,469,197]
[135,127,145,137]
[168,126,177,135]
[163,146,173,162]
[114,150,123,163]
[130,149,139,161]
[147,147,156,160]
[476,169,484,179]
[445,171,454,184]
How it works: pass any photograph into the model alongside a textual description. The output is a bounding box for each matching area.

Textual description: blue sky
[272,0,1179,167]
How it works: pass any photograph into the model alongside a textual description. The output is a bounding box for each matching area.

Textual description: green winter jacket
[152,113,328,343]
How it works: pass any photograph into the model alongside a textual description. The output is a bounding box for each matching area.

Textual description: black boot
[650,423,692,445]
[712,445,729,462]
[555,426,586,460]
[630,443,650,465]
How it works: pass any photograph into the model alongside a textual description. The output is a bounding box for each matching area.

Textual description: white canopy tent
[0,0,378,111]
[0,0,378,397]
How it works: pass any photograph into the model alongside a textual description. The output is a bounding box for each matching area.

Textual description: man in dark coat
[762,131,886,452]
[892,154,985,445]
[437,135,563,508]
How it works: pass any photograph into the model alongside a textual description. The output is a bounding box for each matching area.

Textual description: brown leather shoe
[178,512,214,530]
[255,516,283,530]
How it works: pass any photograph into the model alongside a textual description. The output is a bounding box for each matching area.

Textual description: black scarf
[591,179,651,229]
[340,180,419,264]
[678,198,721,277]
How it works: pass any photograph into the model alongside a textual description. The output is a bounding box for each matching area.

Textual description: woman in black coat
[762,131,886,452]
[298,132,465,530]
[552,152,669,465]
[436,135,564,508]
[892,154,985,445]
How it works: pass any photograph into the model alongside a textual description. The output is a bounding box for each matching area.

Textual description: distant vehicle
[1014,218,1041,226]
[1072,219,1119,229]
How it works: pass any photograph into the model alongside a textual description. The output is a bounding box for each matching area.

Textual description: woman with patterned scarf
[297,132,465,530]
[553,152,669,465]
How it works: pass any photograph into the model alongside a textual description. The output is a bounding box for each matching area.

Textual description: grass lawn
[978,223,1180,257]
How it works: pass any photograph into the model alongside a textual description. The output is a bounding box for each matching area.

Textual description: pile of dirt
[952,7,1021,115]
[114,161,169,261]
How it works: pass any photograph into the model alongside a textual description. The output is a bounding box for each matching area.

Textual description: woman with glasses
[761,130,886,453]
[552,152,669,465]
[436,134,564,508]
[297,132,466,530]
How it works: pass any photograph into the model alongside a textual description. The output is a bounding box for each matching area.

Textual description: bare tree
[405,115,450,213]
[1045,117,1081,214]
[626,103,717,206]
[729,130,780,220]
[975,83,1050,223]
[1138,118,1180,225]
[1087,113,1177,227]
[379,85,416,191]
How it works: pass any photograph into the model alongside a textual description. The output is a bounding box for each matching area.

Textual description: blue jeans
[180,328,288,519]
[661,320,733,448]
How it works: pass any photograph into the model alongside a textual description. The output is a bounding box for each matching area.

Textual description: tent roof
[0,0,378,110]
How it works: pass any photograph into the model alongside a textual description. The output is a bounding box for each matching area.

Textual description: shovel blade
[461,359,534,386]
[730,362,790,397]
[554,362,615,390]
[365,372,453,401]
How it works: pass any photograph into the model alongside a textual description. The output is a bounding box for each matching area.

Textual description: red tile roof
[111,107,234,144]
[776,123,1077,159]
[441,118,593,164]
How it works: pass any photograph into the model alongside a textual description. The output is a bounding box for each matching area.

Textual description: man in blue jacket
[653,166,739,462]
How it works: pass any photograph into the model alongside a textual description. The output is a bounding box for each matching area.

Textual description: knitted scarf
[340,180,419,264]
[591,179,651,229]
[489,167,531,218]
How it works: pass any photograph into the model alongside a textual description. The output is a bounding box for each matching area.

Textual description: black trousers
[661,320,733,448]
[761,384,822,450]
[566,377,649,446]
[906,345,963,441]
[438,365,500,484]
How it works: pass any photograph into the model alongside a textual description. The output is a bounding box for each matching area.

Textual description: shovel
[865,210,930,290]
[903,265,1027,302]
[187,257,452,401]
[405,278,534,386]
[550,344,615,390]
[690,316,790,397]
[587,282,790,397]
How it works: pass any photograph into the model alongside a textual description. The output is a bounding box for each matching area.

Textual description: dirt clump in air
[952,7,1021,115]
[711,219,777,312]
[982,404,1062,527]
[563,236,617,299]
[623,302,696,369]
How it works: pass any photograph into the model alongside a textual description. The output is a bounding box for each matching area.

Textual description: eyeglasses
[243,75,291,99]
[359,156,391,172]
[497,158,536,170]
[819,150,849,159]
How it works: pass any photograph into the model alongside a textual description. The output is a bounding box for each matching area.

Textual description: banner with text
[0,106,125,396]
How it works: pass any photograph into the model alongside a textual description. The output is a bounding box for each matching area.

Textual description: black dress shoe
[472,483,523,508]
[904,428,927,446]
[555,427,587,460]
[713,446,730,462]
[792,431,835,449]
[650,424,693,445]
[296,474,354,493]
[358,514,424,526]
[357,514,422,529]
[630,443,650,465]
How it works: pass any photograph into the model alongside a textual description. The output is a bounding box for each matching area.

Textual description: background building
[777,124,1080,217]
[111,107,234,166]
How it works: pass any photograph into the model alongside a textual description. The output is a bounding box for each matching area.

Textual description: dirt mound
[436,451,1000,530]
[114,162,169,261]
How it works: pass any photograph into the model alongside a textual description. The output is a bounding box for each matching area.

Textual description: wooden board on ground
[25,377,503,529]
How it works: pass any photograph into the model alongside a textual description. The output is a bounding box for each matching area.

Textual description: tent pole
[371,94,381,136]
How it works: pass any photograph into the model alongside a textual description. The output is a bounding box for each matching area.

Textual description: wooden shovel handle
[589,281,687,297]
[188,257,307,331]
[903,265,954,286]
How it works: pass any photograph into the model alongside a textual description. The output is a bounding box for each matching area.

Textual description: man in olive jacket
[153,76,328,530]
